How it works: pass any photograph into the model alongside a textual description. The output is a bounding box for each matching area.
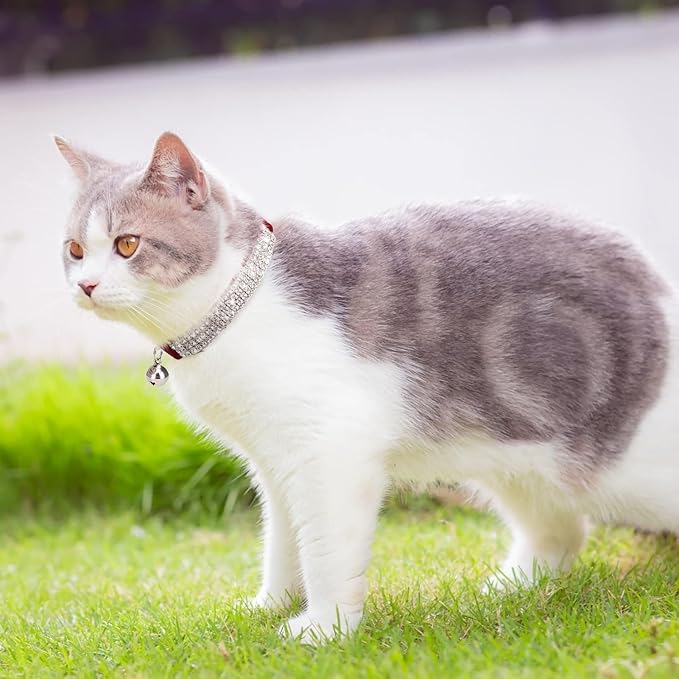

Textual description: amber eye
[68,241,84,259]
[115,235,140,258]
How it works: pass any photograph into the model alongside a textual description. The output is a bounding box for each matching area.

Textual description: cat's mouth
[78,297,119,320]
[75,290,132,320]
[91,304,121,320]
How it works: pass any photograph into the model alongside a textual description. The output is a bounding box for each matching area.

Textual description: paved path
[1,12,678,362]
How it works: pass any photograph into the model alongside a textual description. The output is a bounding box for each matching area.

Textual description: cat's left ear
[141,132,210,208]
[53,136,107,182]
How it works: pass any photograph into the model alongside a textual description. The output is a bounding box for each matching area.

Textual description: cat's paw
[481,557,558,594]
[279,610,362,645]
[481,570,529,595]
[246,589,296,611]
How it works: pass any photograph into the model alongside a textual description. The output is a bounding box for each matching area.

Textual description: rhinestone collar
[145,221,276,385]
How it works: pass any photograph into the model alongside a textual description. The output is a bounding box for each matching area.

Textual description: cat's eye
[115,235,140,258]
[68,241,84,259]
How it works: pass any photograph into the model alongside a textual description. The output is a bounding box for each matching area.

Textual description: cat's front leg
[249,469,303,610]
[278,451,387,644]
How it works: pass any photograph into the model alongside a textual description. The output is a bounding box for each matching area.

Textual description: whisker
[124,303,167,334]
[141,297,197,328]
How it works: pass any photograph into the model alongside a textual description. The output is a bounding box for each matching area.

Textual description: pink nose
[78,281,98,297]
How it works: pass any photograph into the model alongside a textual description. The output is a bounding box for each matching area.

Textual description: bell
[146,363,169,386]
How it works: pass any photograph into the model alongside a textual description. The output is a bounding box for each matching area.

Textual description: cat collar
[145,220,276,385]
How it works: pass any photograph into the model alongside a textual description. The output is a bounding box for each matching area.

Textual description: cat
[55,132,679,643]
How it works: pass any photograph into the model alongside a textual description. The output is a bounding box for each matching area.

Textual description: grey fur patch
[272,200,669,475]
[62,161,223,287]
[59,138,669,480]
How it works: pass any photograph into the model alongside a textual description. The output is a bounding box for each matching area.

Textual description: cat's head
[56,132,253,341]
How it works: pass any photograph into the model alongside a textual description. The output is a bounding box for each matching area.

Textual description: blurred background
[2,1,679,361]
[1,2,678,513]
[3,1,679,77]
[3,11,679,673]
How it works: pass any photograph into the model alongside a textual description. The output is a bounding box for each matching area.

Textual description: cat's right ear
[53,136,101,182]
[140,132,210,208]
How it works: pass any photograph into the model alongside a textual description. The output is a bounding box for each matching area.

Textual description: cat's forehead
[65,169,120,236]
[67,170,164,243]
[66,191,108,244]
[84,205,112,251]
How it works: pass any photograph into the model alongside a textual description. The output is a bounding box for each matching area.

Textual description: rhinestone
[164,228,275,358]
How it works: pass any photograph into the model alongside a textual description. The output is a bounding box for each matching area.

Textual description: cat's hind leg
[478,477,588,590]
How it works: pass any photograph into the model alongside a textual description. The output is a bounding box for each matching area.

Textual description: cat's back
[274,199,672,459]
[351,198,665,292]
[275,198,669,322]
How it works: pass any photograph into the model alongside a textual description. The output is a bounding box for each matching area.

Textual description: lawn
[1,366,679,677]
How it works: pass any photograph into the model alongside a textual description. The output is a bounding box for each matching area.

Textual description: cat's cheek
[91,305,120,321]
[74,293,95,311]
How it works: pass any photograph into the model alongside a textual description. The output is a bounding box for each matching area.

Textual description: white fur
[67,207,147,318]
[72,224,679,643]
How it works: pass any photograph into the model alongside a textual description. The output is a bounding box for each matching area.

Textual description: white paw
[245,589,297,611]
[481,568,531,594]
[279,609,362,645]
[482,554,567,594]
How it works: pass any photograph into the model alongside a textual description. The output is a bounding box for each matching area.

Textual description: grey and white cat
[56,132,679,643]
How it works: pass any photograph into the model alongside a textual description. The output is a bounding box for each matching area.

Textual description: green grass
[2,364,679,677]
[1,507,679,678]
[0,363,251,517]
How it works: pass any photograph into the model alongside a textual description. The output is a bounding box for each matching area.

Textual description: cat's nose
[78,280,98,297]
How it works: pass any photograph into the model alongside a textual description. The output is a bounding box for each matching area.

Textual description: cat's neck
[130,245,243,345]
[128,197,266,346]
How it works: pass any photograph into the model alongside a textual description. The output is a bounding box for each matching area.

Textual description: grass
[1,508,679,678]
[0,363,251,518]
[2,364,679,677]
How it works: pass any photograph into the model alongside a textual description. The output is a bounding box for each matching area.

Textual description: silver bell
[146,363,169,386]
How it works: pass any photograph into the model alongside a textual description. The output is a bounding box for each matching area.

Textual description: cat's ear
[140,132,210,208]
[53,136,104,182]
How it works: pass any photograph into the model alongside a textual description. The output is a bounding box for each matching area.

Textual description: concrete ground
[1,11,678,363]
